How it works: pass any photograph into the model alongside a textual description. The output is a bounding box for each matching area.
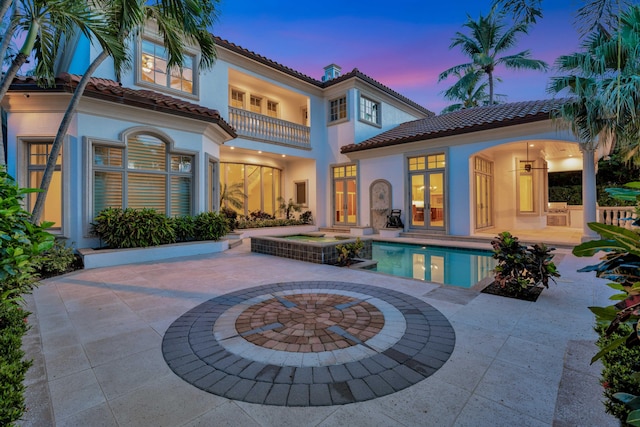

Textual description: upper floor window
[267,100,278,118]
[231,89,245,108]
[140,39,195,95]
[250,95,262,114]
[359,96,380,125]
[329,96,347,122]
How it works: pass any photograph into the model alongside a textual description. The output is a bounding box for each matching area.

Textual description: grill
[547,202,569,226]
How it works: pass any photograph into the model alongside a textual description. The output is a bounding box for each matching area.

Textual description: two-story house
[2,26,595,250]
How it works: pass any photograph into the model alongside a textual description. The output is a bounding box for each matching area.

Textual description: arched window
[92,133,194,218]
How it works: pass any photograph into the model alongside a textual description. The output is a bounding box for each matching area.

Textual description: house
[2,26,594,250]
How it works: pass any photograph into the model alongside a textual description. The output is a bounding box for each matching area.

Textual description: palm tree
[30,0,220,224]
[492,0,632,35]
[440,67,507,113]
[439,7,548,104]
[548,5,640,165]
[0,0,122,166]
[548,5,640,238]
[220,182,246,211]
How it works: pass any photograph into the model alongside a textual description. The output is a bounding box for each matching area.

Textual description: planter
[480,281,544,302]
[79,240,229,269]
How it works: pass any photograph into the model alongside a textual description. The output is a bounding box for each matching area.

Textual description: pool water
[371,242,496,288]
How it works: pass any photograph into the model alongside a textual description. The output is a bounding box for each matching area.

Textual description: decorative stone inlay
[235,293,384,352]
[162,281,455,406]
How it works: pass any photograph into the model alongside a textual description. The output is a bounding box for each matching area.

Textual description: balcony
[229,107,311,150]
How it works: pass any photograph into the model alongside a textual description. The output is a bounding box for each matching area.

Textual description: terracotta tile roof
[341,99,570,153]
[213,37,434,116]
[9,74,237,137]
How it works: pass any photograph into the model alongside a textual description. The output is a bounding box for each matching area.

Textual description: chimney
[322,64,342,82]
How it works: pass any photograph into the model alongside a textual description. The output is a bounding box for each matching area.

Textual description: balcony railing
[228,107,311,149]
[598,206,639,229]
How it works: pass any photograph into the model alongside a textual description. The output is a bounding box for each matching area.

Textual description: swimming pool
[370,241,496,288]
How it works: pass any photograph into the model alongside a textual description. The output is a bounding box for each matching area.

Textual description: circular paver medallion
[162,281,455,406]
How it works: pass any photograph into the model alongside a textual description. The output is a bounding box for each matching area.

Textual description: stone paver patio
[19,239,618,426]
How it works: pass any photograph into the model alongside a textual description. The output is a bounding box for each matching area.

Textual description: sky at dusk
[214,0,585,113]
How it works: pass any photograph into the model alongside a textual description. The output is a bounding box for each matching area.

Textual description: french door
[333,165,357,226]
[408,154,446,230]
[474,157,494,229]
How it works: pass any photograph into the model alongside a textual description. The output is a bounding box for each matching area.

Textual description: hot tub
[250,234,372,264]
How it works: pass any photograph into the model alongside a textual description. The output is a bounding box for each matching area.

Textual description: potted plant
[485,231,560,301]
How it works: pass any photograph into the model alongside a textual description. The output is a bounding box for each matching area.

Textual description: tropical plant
[438,7,548,105]
[492,0,632,35]
[335,238,364,267]
[277,197,302,220]
[0,167,54,299]
[0,0,123,166]
[440,67,507,114]
[573,221,640,426]
[299,210,313,224]
[220,182,246,211]
[490,231,559,296]
[0,300,32,425]
[30,0,220,224]
[193,211,229,241]
[548,5,640,167]
[92,207,176,248]
[32,239,76,278]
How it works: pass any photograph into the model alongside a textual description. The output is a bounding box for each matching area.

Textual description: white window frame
[18,136,69,236]
[136,36,199,99]
[85,128,199,235]
[328,95,348,124]
[266,99,279,118]
[359,95,381,126]
[230,88,245,109]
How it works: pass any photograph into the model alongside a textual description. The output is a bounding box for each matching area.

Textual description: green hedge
[596,324,640,424]
[92,208,230,249]
[0,302,31,426]
[549,185,637,207]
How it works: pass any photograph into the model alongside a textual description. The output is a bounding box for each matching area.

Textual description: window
[294,181,308,207]
[220,162,282,216]
[518,161,534,213]
[27,142,62,230]
[267,100,278,118]
[140,39,195,94]
[409,154,445,171]
[329,96,347,122]
[359,96,380,125]
[231,89,245,108]
[92,134,194,218]
[250,95,262,114]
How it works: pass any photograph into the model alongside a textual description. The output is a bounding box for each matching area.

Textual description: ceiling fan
[514,143,548,172]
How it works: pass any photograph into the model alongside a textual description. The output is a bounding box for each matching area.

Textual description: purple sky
[214,0,582,113]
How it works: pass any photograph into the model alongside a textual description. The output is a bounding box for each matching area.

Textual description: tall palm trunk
[30,50,109,224]
[0,0,12,25]
[487,71,495,104]
[0,5,19,166]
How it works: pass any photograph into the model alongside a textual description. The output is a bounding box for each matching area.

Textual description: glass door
[474,157,493,229]
[333,165,357,226]
[408,154,446,231]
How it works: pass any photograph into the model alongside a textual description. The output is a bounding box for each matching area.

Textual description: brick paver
[162,281,455,406]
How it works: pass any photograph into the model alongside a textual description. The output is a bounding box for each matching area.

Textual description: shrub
[33,240,76,278]
[220,207,238,230]
[277,197,301,219]
[0,167,54,298]
[193,212,230,241]
[0,301,32,425]
[491,231,560,296]
[172,216,196,242]
[249,210,275,220]
[235,217,305,229]
[596,323,640,424]
[335,238,364,266]
[92,207,176,249]
[300,210,313,224]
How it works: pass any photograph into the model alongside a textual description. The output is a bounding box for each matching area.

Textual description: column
[581,144,599,241]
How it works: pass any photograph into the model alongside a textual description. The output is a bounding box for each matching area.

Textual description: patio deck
[19,237,617,426]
